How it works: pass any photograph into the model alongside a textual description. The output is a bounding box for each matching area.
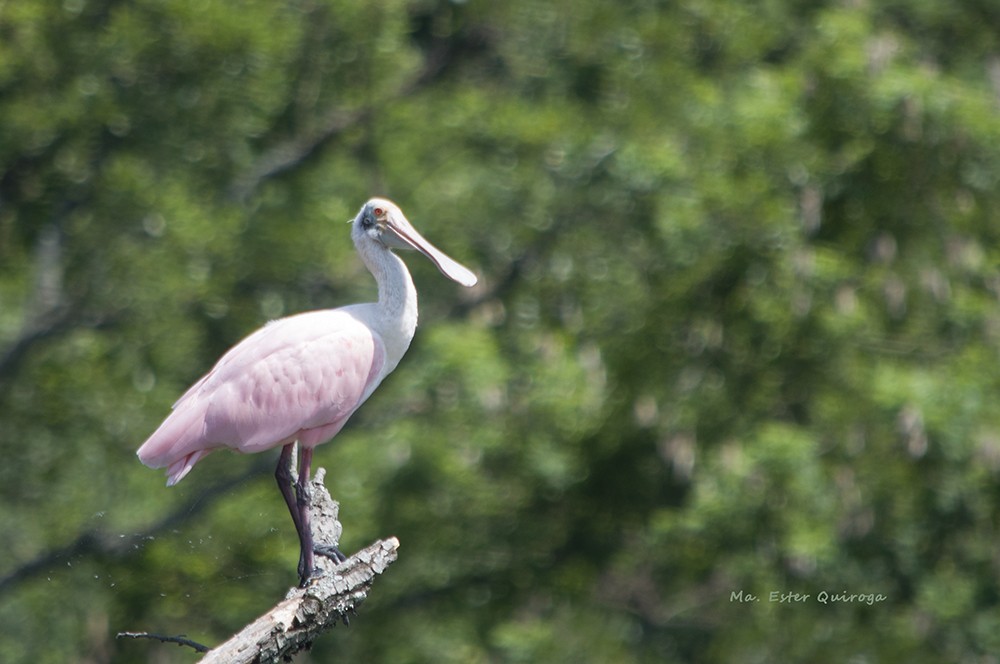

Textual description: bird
[137,198,477,586]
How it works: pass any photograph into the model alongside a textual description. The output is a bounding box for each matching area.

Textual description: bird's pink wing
[137,309,386,484]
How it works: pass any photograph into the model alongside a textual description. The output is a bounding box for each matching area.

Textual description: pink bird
[137,198,477,585]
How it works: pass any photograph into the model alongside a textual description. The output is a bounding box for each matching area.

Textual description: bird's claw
[296,545,347,586]
[315,544,348,564]
[299,565,328,586]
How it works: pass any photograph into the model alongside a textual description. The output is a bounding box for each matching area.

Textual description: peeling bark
[124,468,399,663]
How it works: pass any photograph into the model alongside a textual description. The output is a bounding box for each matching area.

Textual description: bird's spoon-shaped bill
[383,214,478,287]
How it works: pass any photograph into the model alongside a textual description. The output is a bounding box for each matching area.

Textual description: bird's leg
[275,443,304,536]
[296,446,348,569]
[276,443,312,586]
[294,445,317,586]
[278,443,351,586]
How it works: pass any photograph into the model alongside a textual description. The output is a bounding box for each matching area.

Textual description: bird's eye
[373,207,384,216]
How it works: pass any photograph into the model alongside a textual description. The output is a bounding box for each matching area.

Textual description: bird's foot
[297,567,325,588]
[296,546,347,586]
[315,544,348,564]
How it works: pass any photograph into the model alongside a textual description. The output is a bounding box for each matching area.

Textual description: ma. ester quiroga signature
[730,590,888,606]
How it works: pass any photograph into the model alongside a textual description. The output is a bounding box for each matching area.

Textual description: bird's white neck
[355,237,418,373]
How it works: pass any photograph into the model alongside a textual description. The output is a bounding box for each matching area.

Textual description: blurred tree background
[2,0,1000,661]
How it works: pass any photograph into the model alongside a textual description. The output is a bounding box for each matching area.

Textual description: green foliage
[2,0,1000,662]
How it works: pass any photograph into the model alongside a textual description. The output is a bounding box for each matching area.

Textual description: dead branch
[226,24,492,202]
[123,467,399,663]
[0,457,273,595]
[116,631,210,653]
[200,468,399,663]
[201,536,399,663]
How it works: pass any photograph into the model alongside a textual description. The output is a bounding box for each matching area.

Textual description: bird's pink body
[137,308,386,485]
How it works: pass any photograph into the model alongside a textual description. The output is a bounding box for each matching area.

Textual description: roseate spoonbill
[137,198,477,586]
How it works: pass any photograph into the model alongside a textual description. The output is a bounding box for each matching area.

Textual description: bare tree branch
[227,106,370,202]
[0,221,70,383]
[0,212,119,385]
[0,307,119,384]
[0,456,273,595]
[116,632,210,653]
[227,26,491,202]
[202,537,399,663]
[118,468,400,663]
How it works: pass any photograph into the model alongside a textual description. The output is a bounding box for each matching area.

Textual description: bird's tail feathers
[165,449,212,486]
[136,404,211,485]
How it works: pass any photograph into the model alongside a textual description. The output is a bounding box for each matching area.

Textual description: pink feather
[137,309,386,484]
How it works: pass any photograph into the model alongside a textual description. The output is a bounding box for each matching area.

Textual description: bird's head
[353,198,478,287]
